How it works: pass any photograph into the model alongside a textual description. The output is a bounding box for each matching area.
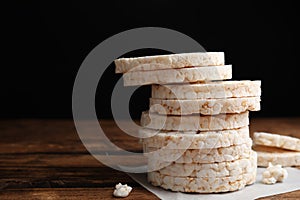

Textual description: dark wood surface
[0,118,299,199]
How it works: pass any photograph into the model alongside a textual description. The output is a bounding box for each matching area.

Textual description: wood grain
[0,118,299,199]
[0,188,159,200]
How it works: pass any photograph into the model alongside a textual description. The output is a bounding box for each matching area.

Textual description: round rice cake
[141,111,249,131]
[148,166,257,193]
[157,151,257,177]
[253,132,300,152]
[151,80,261,99]
[254,145,300,167]
[123,65,232,86]
[149,97,260,115]
[144,142,253,171]
[115,52,225,73]
[140,126,250,149]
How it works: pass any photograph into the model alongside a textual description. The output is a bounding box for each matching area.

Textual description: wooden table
[0,118,299,199]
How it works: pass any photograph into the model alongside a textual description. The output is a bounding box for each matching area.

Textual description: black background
[2,1,299,119]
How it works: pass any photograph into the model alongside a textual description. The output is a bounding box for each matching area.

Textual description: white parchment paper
[129,168,300,200]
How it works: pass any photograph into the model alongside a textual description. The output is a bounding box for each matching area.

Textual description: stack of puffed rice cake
[115,52,261,193]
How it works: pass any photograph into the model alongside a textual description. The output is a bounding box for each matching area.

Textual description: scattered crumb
[113,183,132,198]
[262,162,288,184]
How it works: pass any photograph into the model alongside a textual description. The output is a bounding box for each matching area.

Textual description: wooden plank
[1,118,300,199]
[0,187,299,200]
[0,154,100,167]
[0,153,145,168]
[1,118,300,154]
[0,119,142,154]
[0,188,159,200]
[0,166,138,189]
[257,190,300,200]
